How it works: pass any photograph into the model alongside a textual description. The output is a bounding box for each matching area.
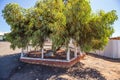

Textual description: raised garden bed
[20,55,85,68]
[25,50,76,60]
[20,49,86,68]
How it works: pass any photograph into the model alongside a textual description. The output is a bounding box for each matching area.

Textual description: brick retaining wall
[20,54,85,68]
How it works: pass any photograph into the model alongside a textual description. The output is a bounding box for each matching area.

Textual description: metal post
[67,47,70,61]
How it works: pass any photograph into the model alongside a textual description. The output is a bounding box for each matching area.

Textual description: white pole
[67,47,70,61]
[41,48,44,59]
[74,46,77,57]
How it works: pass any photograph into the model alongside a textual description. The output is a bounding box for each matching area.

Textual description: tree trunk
[74,46,77,57]
[26,45,28,53]
[56,47,61,51]
[21,48,24,53]
[41,48,44,59]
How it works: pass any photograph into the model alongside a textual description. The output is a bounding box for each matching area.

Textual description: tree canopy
[2,0,118,52]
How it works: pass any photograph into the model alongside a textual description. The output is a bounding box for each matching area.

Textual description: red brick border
[20,54,85,68]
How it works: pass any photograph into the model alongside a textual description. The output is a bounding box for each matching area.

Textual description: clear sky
[0,0,120,37]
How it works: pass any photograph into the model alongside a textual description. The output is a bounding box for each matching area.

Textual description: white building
[0,32,4,40]
[92,37,120,59]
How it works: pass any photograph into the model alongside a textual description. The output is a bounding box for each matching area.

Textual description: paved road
[0,42,23,80]
[0,53,23,80]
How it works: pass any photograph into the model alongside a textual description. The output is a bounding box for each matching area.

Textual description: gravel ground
[0,42,120,80]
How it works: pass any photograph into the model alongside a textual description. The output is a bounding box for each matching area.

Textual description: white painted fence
[92,40,120,59]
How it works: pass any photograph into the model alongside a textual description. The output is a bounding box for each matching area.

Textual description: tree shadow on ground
[0,52,106,80]
[10,62,106,80]
[66,62,106,80]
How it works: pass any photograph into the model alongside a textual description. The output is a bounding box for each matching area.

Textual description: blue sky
[90,0,120,37]
[0,0,120,37]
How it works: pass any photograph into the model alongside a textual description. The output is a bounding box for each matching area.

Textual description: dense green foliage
[2,0,118,52]
[2,3,29,49]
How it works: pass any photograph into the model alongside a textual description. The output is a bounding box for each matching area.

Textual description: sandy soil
[0,42,120,80]
[81,54,120,80]
[10,54,120,80]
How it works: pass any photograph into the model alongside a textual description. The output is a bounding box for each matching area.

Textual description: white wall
[0,35,3,40]
[92,40,120,59]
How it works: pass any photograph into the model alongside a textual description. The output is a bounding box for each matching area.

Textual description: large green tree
[2,0,118,53]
